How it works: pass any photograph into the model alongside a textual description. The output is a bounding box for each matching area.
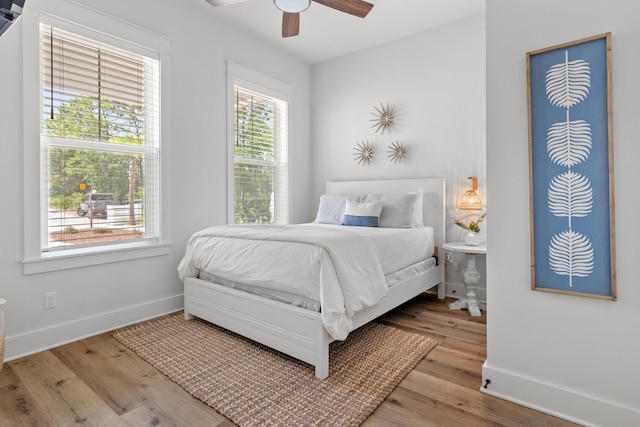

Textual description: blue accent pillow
[341,200,384,227]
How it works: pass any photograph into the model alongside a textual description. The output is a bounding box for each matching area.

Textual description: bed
[179,178,445,378]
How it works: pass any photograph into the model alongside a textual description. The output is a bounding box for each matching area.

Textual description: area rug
[113,312,438,427]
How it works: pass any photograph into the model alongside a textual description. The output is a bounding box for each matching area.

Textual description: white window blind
[233,84,288,224]
[40,24,160,251]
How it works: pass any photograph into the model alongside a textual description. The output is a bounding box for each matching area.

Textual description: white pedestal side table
[441,242,487,317]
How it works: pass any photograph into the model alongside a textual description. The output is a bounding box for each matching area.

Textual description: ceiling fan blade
[312,0,373,18]
[205,0,248,6]
[282,12,300,37]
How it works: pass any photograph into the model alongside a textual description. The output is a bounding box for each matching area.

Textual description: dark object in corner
[0,1,25,38]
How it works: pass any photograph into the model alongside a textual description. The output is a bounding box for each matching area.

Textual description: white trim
[23,242,172,275]
[226,66,234,224]
[227,61,293,99]
[23,7,42,262]
[27,0,171,55]
[481,362,640,426]
[4,294,183,361]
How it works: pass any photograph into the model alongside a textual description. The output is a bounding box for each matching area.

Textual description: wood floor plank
[118,367,231,426]
[434,333,486,357]
[380,310,487,346]
[0,364,55,426]
[119,398,228,427]
[52,333,230,426]
[8,351,127,426]
[364,384,501,427]
[51,333,167,416]
[401,370,579,427]
[416,345,486,390]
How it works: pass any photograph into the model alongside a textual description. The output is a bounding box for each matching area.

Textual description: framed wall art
[527,33,616,300]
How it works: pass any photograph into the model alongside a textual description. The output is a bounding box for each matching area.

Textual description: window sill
[22,241,172,275]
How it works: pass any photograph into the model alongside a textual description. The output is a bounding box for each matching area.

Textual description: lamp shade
[460,177,483,210]
[274,0,311,13]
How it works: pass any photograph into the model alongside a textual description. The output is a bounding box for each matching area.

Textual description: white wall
[485,1,640,425]
[310,14,487,298]
[0,0,311,359]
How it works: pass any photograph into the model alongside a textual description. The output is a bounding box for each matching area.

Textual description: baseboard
[481,361,640,427]
[4,294,184,361]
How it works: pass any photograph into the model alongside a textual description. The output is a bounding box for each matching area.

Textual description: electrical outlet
[44,291,56,309]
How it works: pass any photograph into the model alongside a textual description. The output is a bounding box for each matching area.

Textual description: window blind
[233,84,288,224]
[40,24,160,251]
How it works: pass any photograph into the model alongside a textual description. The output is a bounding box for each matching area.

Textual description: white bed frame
[183,178,446,379]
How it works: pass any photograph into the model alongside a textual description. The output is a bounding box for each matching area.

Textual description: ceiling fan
[205,0,374,38]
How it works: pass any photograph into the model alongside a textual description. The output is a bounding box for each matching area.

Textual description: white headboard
[325,178,446,248]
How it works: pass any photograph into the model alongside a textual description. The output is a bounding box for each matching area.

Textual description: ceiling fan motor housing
[274,0,311,14]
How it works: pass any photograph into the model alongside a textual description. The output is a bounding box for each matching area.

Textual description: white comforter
[177,224,389,340]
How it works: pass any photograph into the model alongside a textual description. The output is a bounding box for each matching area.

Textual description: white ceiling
[199,0,486,64]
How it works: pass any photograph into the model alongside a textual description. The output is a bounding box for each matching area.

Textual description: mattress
[317,224,435,276]
[202,257,437,313]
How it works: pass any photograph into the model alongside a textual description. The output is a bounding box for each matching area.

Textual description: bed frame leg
[315,358,329,379]
[184,312,194,321]
[314,328,331,379]
[437,282,446,300]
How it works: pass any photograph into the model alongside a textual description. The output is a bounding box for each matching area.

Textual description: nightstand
[441,242,487,317]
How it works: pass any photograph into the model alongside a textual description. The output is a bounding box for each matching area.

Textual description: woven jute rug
[113,312,437,427]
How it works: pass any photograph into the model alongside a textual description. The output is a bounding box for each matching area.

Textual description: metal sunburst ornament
[369,102,395,134]
[387,141,407,164]
[353,140,375,166]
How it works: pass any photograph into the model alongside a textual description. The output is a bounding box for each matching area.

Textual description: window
[39,24,160,252]
[229,64,290,224]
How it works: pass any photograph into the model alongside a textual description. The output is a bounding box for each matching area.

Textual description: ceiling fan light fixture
[274,0,311,13]
[205,0,248,6]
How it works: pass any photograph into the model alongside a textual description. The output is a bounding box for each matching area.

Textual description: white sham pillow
[365,191,423,228]
[412,189,424,228]
[341,200,384,227]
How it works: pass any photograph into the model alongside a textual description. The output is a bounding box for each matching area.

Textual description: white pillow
[412,189,424,228]
[314,194,364,224]
[365,192,423,228]
[341,200,384,227]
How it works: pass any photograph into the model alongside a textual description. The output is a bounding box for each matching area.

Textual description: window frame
[226,62,292,225]
[22,5,172,274]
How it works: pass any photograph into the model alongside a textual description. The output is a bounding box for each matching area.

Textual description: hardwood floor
[0,294,578,427]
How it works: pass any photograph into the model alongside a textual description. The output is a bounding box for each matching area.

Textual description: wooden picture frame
[527,33,616,300]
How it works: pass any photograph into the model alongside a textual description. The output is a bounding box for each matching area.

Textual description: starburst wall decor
[387,141,406,164]
[369,102,394,135]
[353,140,375,166]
